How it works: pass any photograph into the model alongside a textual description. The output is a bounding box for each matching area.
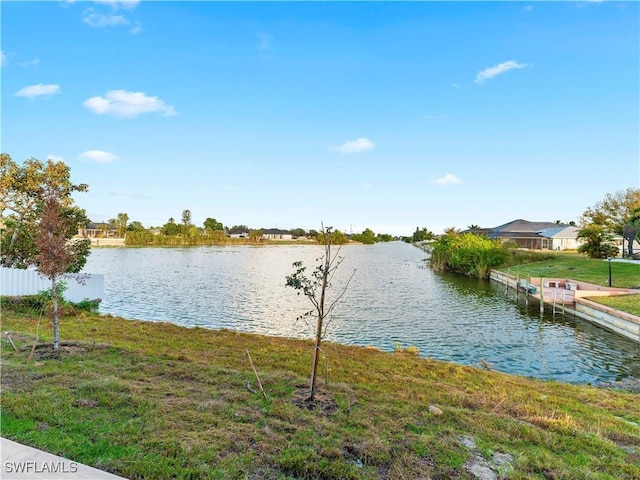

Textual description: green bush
[0,295,45,313]
[352,228,377,244]
[577,225,619,258]
[72,298,100,312]
[1,281,99,314]
[430,233,509,278]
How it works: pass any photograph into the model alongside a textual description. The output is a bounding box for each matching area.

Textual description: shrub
[1,281,98,314]
[430,232,508,278]
[393,342,420,356]
[577,225,619,258]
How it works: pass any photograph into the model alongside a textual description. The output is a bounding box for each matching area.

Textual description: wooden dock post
[540,277,544,314]
[505,271,509,296]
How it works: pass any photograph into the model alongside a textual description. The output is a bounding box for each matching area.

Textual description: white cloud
[433,173,463,186]
[257,32,274,51]
[79,150,119,163]
[475,60,528,84]
[83,11,129,28]
[15,84,60,98]
[81,2,141,31]
[83,90,177,117]
[330,137,375,154]
[524,5,533,11]
[130,22,143,34]
[1,51,7,67]
[20,57,40,67]
[95,0,140,10]
[575,1,604,10]
[47,155,65,162]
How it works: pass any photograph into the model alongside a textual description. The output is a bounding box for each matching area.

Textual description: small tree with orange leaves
[33,193,76,350]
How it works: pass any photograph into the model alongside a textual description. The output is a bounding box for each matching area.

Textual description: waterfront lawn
[590,294,640,317]
[2,311,640,479]
[502,253,640,289]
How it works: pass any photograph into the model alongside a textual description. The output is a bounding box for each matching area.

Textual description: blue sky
[2,1,638,236]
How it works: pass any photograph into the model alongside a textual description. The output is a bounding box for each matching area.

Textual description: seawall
[489,270,640,343]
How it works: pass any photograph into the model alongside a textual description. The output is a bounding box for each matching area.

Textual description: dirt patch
[292,386,337,414]
[18,341,109,361]
[30,345,85,360]
[74,398,99,408]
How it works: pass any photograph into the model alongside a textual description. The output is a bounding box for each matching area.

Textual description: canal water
[83,242,640,385]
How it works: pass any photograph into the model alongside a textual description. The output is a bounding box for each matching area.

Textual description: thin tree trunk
[52,277,60,350]
[310,314,323,400]
[1,227,21,267]
[309,235,331,400]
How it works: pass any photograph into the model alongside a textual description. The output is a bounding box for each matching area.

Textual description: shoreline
[86,238,337,248]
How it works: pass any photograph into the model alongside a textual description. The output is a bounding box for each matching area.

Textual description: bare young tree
[286,225,355,401]
[33,194,75,350]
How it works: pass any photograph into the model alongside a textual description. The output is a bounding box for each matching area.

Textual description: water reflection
[84,242,640,384]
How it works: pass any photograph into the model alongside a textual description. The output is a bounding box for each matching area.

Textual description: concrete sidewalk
[1,438,127,480]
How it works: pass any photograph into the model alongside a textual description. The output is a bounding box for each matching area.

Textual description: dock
[490,270,640,343]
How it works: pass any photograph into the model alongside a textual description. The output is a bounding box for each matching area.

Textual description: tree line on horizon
[86,210,397,246]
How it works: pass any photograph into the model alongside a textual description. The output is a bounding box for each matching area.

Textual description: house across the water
[262,228,293,241]
[482,219,580,250]
[78,222,119,238]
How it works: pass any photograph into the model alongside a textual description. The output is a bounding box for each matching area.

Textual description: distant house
[78,222,118,238]
[262,228,293,241]
[227,226,250,238]
[484,219,580,250]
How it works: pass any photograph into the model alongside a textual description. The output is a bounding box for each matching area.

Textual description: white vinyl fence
[0,267,104,303]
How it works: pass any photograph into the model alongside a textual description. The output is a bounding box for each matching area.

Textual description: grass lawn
[2,310,640,479]
[589,294,640,317]
[501,253,640,289]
